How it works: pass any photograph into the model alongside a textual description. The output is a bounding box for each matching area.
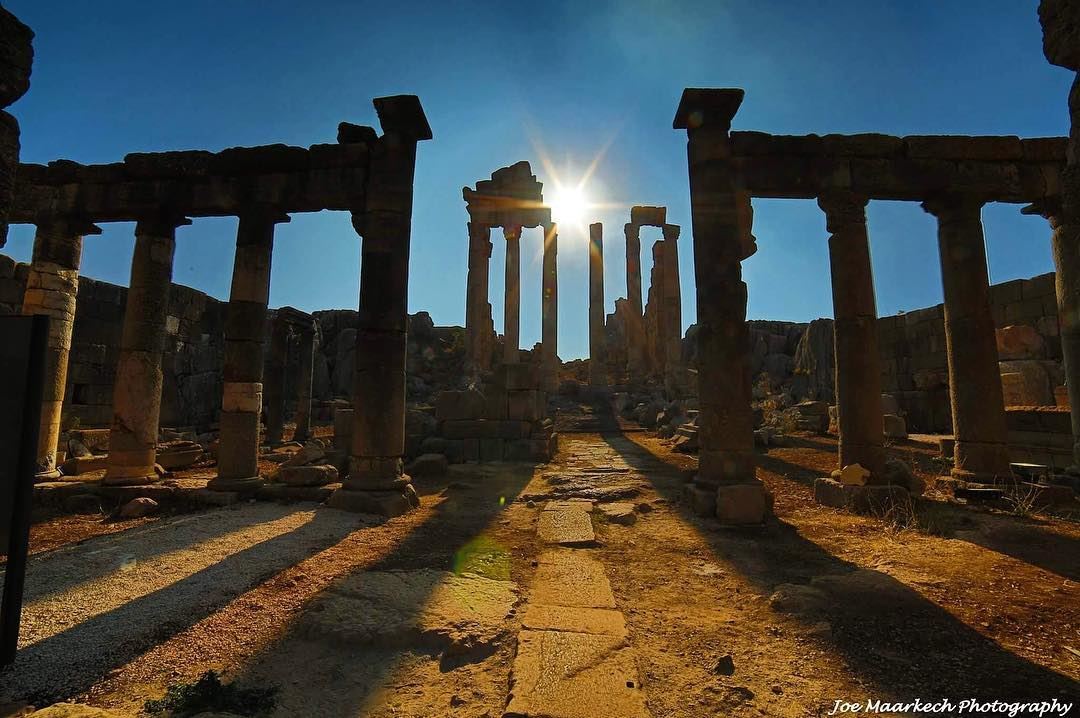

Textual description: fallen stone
[277,464,338,487]
[768,583,829,618]
[837,463,870,487]
[67,438,93,458]
[598,502,636,525]
[506,630,649,718]
[155,446,203,470]
[59,454,107,476]
[714,654,735,675]
[282,443,326,467]
[537,509,595,546]
[882,458,925,497]
[883,413,908,439]
[118,497,158,519]
[406,453,448,477]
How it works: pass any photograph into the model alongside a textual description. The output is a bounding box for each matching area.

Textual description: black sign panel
[0,314,47,666]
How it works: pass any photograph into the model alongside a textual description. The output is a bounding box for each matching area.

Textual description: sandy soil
[2,423,1076,717]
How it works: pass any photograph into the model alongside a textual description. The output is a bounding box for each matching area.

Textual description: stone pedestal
[819,192,886,480]
[661,224,683,398]
[209,210,288,492]
[541,222,558,392]
[263,316,289,446]
[675,88,768,524]
[624,223,646,383]
[293,325,315,442]
[588,222,606,385]
[104,216,188,486]
[22,219,100,480]
[465,222,493,373]
[503,225,522,364]
[923,196,1011,482]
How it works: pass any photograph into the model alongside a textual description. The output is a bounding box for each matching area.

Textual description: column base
[206,475,264,493]
[34,468,62,483]
[949,467,1014,485]
[685,479,772,525]
[102,473,161,487]
[814,477,910,514]
[326,485,419,517]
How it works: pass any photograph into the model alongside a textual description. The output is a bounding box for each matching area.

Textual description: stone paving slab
[531,551,616,609]
[521,604,627,638]
[543,499,595,512]
[503,630,649,718]
[537,508,595,546]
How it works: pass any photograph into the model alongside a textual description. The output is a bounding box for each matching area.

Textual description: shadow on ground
[601,432,1080,704]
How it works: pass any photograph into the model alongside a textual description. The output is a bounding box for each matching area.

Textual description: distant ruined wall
[0,252,467,433]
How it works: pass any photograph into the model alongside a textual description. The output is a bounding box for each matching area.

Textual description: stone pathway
[505,448,651,717]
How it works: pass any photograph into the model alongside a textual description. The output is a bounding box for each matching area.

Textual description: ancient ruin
[0,3,1077,716]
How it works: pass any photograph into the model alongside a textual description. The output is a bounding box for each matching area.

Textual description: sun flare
[548,185,590,228]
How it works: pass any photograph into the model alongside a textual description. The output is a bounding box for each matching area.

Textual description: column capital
[661,223,681,241]
[503,224,522,241]
[467,220,491,239]
[673,88,744,133]
[920,193,985,220]
[37,217,102,237]
[1022,197,1064,225]
[817,191,869,232]
[239,205,291,224]
[134,213,192,235]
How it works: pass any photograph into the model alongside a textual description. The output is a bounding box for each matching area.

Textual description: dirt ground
[2,423,1077,717]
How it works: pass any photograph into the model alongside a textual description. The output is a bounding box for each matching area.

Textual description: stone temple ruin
[1,7,1079,525]
[0,4,1079,715]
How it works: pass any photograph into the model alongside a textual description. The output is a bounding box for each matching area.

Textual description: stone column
[661,223,684,397]
[648,240,666,377]
[208,209,288,492]
[624,222,646,382]
[923,195,1011,483]
[465,221,492,373]
[328,99,431,517]
[292,323,315,442]
[503,224,522,364]
[263,315,289,446]
[103,215,189,486]
[0,7,33,251]
[1038,1,1080,473]
[674,89,768,524]
[22,219,100,479]
[541,222,559,391]
[589,222,606,385]
[819,192,886,479]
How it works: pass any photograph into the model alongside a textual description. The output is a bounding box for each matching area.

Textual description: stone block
[463,438,480,462]
[327,487,417,516]
[882,414,907,439]
[443,439,465,464]
[479,437,504,462]
[494,420,531,440]
[684,482,716,517]
[502,362,538,390]
[814,477,910,514]
[996,324,1046,360]
[277,464,338,487]
[537,508,595,546]
[507,390,542,421]
[405,453,448,477]
[434,389,485,421]
[442,419,482,440]
[59,454,107,476]
[715,483,770,525]
[503,439,532,462]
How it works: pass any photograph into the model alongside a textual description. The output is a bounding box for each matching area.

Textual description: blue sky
[2,0,1070,359]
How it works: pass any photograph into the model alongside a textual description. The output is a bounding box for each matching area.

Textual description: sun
[548,185,590,227]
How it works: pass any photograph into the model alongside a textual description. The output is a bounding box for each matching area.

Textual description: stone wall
[0,252,468,434]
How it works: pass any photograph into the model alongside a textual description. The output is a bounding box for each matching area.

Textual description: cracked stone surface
[537,509,595,546]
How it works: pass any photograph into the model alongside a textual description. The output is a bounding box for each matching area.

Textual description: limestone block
[836,463,870,486]
[1000,361,1053,406]
[479,437,504,462]
[880,393,900,416]
[537,508,595,546]
[277,464,338,486]
[882,413,908,439]
[996,324,1046,360]
[405,452,448,477]
[715,483,770,525]
[221,381,262,413]
[507,390,542,421]
[442,419,482,440]
[434,389,485,421]
[502,362,538,390]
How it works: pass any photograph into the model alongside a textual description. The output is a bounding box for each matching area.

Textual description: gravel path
[0,503,368,704]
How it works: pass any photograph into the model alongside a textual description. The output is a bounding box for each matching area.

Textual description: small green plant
[144,671,276,717]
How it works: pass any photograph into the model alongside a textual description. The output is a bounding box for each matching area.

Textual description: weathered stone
[405,452,448,477]
[537,508,595,546]
[715,483,769,525]
[597,502,636,525]
[277,464,338,487]
[996,324,1046,360]
[836,463,870,486]
[504,630,649,718]
[118,496,158,518]
[434,389,485,421]
[521,604,627,638]
[882,413,908,439]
